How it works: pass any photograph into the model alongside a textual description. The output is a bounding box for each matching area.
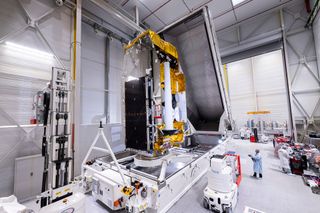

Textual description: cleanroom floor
[83,139,320,213]
[168,139,320,213]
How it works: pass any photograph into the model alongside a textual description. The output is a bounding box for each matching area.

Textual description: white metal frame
[81,123,127,185]
[83,139,227,213]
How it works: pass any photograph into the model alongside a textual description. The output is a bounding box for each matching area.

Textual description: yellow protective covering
[247,111,271,115]
[125,30,178,60]
[125,30,187,156]
[159,63,186,93]
[153,121,185,155]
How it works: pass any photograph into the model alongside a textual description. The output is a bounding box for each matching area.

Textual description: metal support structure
[292,94,311,119]
[306,0,320,28]
[135,6,139,25]
[82,8,132,42]
[157,7,204,34]
[89,0,144,33]
[0,107,41,166]
[0,25,29,44]
[241,13,274,41]
[159,160,168,182]
[72,0,82,179]
[0,0,66,69]
[105,38,110,123]
[81,123,127,185]
[280,9,297,139]
[35,24,66,69]
[203,6,234,129]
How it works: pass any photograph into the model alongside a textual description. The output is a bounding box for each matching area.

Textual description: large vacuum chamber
[160,11,228,131]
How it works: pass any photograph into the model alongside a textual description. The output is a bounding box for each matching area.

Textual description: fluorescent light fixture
[127,75,139,81]
[5,42,54,60]
[232,0,246,6]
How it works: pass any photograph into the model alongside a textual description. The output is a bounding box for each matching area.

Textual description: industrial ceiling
[108,0,301,31]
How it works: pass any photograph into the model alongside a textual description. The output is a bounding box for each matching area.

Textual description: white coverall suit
[278,148,291,173]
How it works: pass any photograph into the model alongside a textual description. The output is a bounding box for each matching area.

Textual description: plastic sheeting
[123,45,150,79]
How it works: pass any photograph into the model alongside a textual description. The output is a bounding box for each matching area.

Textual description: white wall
[81,23,106,124]
[227,58,256,127]
[227,50,289,128]
[74,23,125,176]
[254,51,289,122]
[80,22,123,125]
[0,0,72,196]
[108,39,124,124]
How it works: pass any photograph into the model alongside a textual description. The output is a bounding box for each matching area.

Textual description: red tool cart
[225,152,242,186]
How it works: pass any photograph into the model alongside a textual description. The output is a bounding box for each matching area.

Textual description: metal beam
[293,88,320,94]
[35,24,66,69]
[220,29,282,57]
[292,94,311,119]
[311,97,320,117]
[203,6,233,128]
[0,25,29,44]
[306,0,320,27]
[135,6,139,25]
[280,9,297,139]
[157,7,204,34]
[82,8,132,42]
[217,0,296,33]
[89,0,144,33]
[304,62,320,85]
[72,0,82,179]
[241,13,274,41]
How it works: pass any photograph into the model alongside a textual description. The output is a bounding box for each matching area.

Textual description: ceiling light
[127,76,139,82]
[5,42,54,60]
[231,0,246,6]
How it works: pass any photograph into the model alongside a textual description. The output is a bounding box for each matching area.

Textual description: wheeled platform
[83,133,227,213]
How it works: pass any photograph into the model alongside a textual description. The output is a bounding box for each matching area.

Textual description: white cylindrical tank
[164,62,173,130]
[178,92,187,122]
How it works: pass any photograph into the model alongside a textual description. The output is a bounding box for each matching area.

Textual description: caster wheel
[224,206,233,213]
[203,198,209,209]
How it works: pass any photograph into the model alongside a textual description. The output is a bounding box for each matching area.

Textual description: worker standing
[240,127,245,140]
[249,149,263,178]
[278,145,291,174]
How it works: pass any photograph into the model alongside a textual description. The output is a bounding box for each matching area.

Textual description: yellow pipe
[223,64,229,93]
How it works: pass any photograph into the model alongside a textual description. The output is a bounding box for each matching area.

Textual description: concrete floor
[25,139,320,212]
[168,139,320,213]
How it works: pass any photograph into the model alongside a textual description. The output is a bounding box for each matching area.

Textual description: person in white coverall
[240,127,245,140]
[278,145,291,174]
